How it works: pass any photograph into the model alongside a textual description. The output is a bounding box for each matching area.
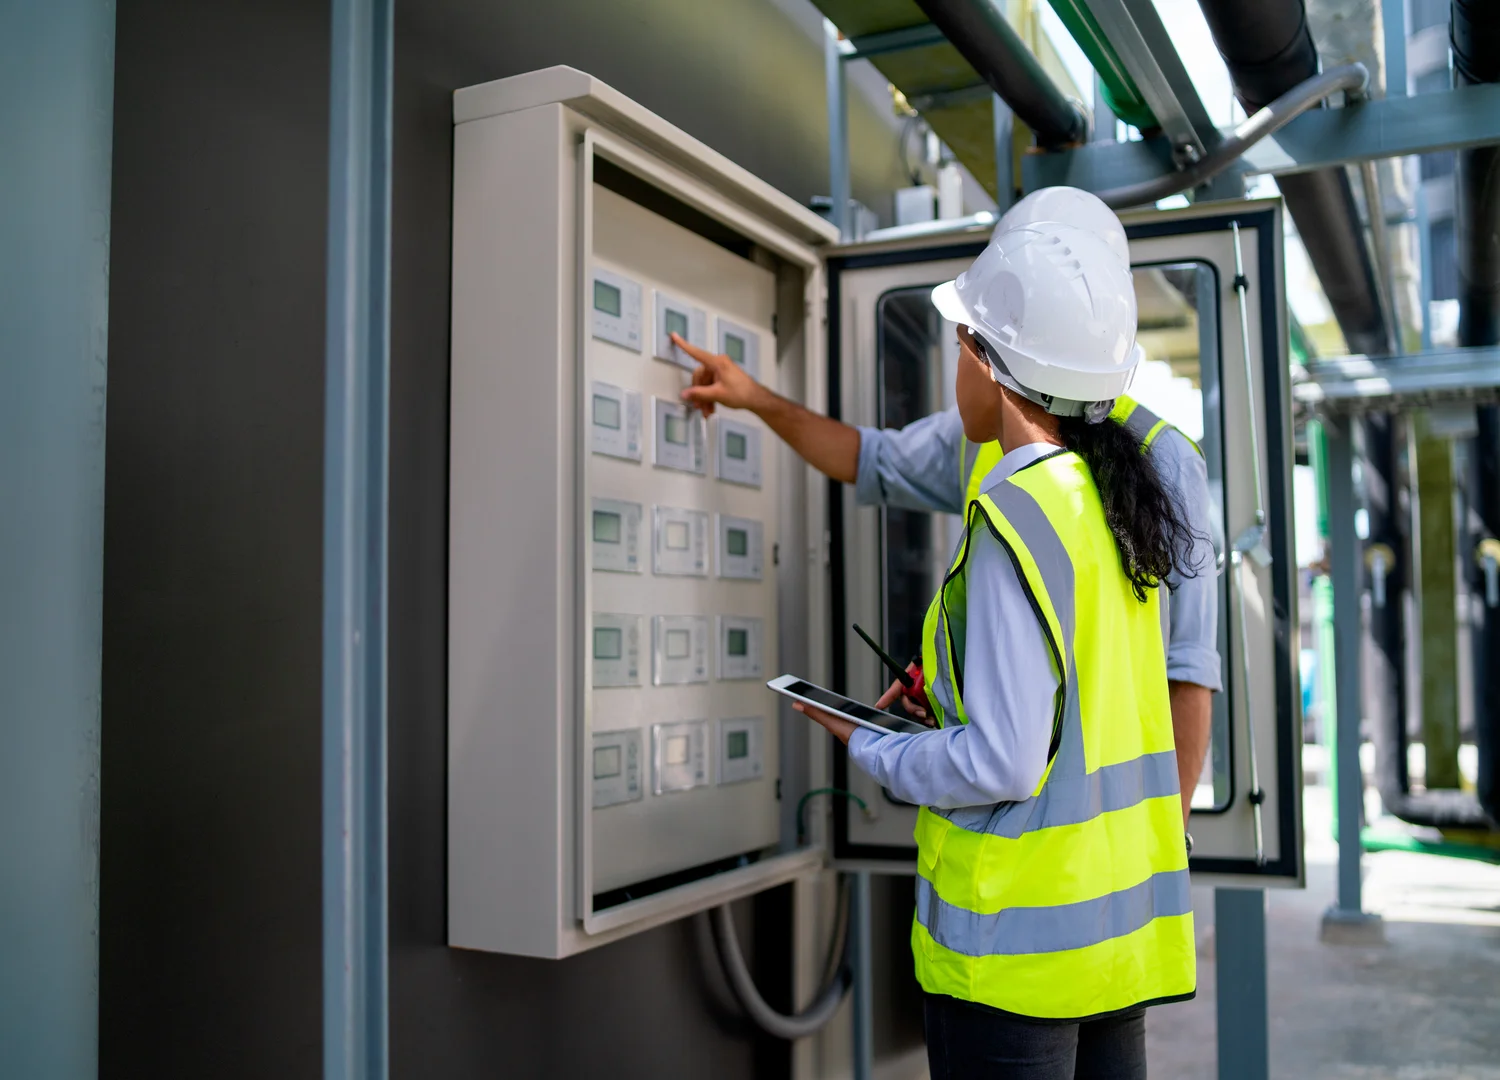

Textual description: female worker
[792,220,1201,1078]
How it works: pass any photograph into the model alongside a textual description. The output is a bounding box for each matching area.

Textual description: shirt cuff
[852,426,886,506]
[846,727,879,771]
[1166,643,1223,692]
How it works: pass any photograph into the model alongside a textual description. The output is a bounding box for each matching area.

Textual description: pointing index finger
[670,332,719,367]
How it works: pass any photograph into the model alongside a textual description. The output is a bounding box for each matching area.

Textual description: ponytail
[1057,416,1202,602]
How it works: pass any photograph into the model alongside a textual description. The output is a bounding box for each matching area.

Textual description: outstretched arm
[673,333,859,483]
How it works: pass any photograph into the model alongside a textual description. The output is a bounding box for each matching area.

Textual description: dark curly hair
[1057,415,1204,602]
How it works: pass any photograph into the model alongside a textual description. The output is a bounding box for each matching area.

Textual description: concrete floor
[1146,786,1500,1079]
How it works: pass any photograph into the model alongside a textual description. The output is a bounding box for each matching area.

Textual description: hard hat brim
[930,279,971,327]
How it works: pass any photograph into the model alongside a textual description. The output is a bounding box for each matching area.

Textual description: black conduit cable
[1096,64,1368,209]
[709,874,853,1040]
[913,0,1088,148]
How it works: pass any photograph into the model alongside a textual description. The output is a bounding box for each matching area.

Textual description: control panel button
[592,729,643,808]
[591,268,643,352]
[653,290,707,369]
[717,514,764,581]
[591,380,643,462]
[715,418,763,488]
[591,613,642,688]
[715,317,761,380]
[652,397,706,475]
[591,498,643,574]
[651,614,710,685]
[717,615,764,680]
[652,719,710,794]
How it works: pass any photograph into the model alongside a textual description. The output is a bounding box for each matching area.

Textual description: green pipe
[1361,827,1500,864]
[1044,0,1158,131]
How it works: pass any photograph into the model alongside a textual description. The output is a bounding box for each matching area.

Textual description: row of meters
[592,380,764,488]
[590,267,763,381]
[591,501,765,580]
[591,715,767,808]
[592,611,764,687]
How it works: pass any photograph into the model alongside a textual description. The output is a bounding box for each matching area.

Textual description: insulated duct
[1194,0,1390,356]
[912,0,1089,148]
[1453,0,1500,822]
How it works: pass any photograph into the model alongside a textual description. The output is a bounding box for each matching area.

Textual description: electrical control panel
[450,67,1306,966]
[448,67,833,960]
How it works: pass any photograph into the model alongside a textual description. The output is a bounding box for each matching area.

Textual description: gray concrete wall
[100,0,914,1076]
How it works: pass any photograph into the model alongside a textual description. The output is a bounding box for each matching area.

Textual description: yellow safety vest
[958,395,1200,509]
[914,448,1196,1020]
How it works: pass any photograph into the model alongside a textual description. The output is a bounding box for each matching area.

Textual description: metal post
[993,93,1015,210]
[1215,888,1269,1080]
[1321,415,1383,941]
[1384,0,1409,98]
[0,3,114,1076]
[322,2,394,1079]
[850,871,874,1080]
[1417,180,1434,351]
[824,20,850,240]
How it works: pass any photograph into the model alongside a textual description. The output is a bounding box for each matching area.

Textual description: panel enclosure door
[824,200,1302,885]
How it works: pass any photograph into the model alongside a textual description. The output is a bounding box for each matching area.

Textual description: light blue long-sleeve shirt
[853,406,1221,690]
[847,442,1061,808]
[845,410,1223,810]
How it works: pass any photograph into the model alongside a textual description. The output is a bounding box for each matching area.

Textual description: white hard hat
[997,187,1130,268]
[931,221,1143,411]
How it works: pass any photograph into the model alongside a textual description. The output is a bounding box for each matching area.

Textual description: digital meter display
[726,730,749,760]
[724,333,745,365]
[727,628,749,657]
[665,521,690,550]
[593,510,621,544]
[665,629,691,659]
[665,735,691,766]
[664,309,689,342]
[593,745,622,779]
[725,431,748,460]
[593,393,622,430]
[726,527,749,557]
[663,413,688,445]
[594,280,623,318]
[593,626,623,660]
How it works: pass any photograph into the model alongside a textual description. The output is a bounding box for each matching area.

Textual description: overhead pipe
[912,0,1089,148]
[1194,0,1389,356]
[1045,1,1159,132]
[1453,0,1500,822]
[1096,64,1367,208]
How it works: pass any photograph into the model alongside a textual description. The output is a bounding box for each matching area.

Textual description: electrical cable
[710,874,852,1040]
[1096,64,1369,209]
[795,786,869,843]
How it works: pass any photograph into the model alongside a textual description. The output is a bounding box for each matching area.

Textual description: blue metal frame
[845,22,946,60]
[1216,889,1270,1080]
[1023,82,1500,194]
[1323,416,1369,924]
[0,2,115,1075]
[321,1,393,1078]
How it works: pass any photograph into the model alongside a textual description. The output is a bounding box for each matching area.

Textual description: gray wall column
[0,2,115,1076]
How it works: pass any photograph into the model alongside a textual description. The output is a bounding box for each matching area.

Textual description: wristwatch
[1184,832,1194,856]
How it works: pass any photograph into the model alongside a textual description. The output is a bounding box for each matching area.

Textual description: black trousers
[924,994,1148,1080]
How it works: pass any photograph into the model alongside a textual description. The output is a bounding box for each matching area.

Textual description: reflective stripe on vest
[914,450,1195,1021]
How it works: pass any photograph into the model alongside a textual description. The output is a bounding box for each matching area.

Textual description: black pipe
[1193,0,1388,354]
[912,0,1087,148]
[1453,0,1500,821]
